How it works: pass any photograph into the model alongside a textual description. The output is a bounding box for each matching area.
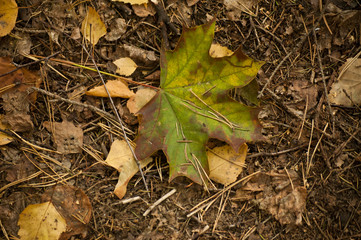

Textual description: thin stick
[81,45,150,197]
[143,189,177,216]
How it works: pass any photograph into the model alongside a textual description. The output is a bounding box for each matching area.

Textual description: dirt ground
[1,0,361,239]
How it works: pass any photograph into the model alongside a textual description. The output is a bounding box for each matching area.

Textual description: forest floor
[0,0,361,239]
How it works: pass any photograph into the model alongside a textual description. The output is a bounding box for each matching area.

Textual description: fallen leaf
[209,43,234,58]
[135,21,263,185]
[223,0,258,20]
[113,57,138,76]
[329,58,361,106]
[105,18,127,41]
[106,139,153,199]
[132,3,156,17]
[43,120,83,154]
[81,7,106,45]
[18,202,67,240]
[123,44,158,63]
[0,116,13,145]
[0,0,18,37]
[86,79,135,98]
[208,143,247,186]
[41,185,92,239]
[236,170,307,225]
[112,0,149,5]
[127,88,157,115]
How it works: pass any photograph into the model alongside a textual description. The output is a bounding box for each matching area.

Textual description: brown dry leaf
[289,79,318,109]
[105,18,127,41]
[223,0,258,20]
[207,143,247,186]
[112,0,149,5]
[209,43,234,58]
[106,139,153,199]
[329,58,361,107]
[18,201,67,240]
[127,88,157,115]
[123,44,158,63]
[41,185,92,239]
[43,120,83,154]
[132,3,156,17]
[113,57,138,76]
[81,7,106,45]
[0,0,18,37]
[0,115,13,145]
[86,79,135,98]
[236,170,307,225]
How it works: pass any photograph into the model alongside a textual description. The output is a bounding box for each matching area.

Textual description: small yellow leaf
[207,143,247,186]
[0,0,18,37]
[18,201,67,240]
[0,115,13,145]
[112,0,149,5]
[113,57,138,76]
[81,7,106,45]
[106,139,152,199]
[209,43,234,58]
[86,79,135,98]
[127,88,157,115]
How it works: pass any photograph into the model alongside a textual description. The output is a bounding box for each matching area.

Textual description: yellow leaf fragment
[127,88,157,115]
[18,201,67,240]
[209,43,234,58]
[0,115,13,145]
[81,7,106,45]
[86,79,135,98]
[0,0,18,37]
[111,0,149,5]
[113,57,138,76]
[207,143,247,186]
[106,139,152,199]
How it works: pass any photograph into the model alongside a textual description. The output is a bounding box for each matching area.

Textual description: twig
[0,52,60,78]
[247,144,308,158]
[80,45,151,197]
[143,188,177,216]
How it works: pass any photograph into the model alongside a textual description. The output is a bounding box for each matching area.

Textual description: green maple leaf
[135,21,263,185]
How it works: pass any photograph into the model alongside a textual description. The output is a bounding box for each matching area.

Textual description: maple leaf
[135,21,263,185]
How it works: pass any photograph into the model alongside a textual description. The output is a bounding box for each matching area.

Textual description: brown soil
[1,0,361,239]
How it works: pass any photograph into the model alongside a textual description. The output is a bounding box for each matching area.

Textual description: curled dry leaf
[41,185,92,239]
[106,139,153,199]
[0,0,18,37]
[113,57,138,76]
[207,143,247,186]
[86,79,135,98]
[127,88,157,115]
[236,169,307,225]
[18,202,67,240]
[329,58,361,107]
[81,7,106,45]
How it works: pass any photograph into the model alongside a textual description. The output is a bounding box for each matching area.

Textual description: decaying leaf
[106,139,153,199]
[223,0,258,20]
[135,21,263,185]
[208,143,247,186]
[0,0,18,37]
[18,202,67,240]
[105,18,127,41]
[81,7,106,45]
[209,43,234,58]
[86,79,135,98]
[132,3,156,17]
[112,0,149,5]
[235,169,307,225]
[43,120,83,154]
[41,185,92,239]
[329,58,361,106]
[127,88,157,115]
[113,57,138,76]
[0,115,13,145]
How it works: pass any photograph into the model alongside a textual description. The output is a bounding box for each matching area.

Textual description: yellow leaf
[207,143,247,186]
[106,139,152,199]
[85,79,135,98]
[18,201,67,240]
[209,43,234,58]
[0,0,18,37]
[127,88,157,115]
[113,57,138,76]
[81,7,106,45]
[112,0,149,5]
[0,115,13,145]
